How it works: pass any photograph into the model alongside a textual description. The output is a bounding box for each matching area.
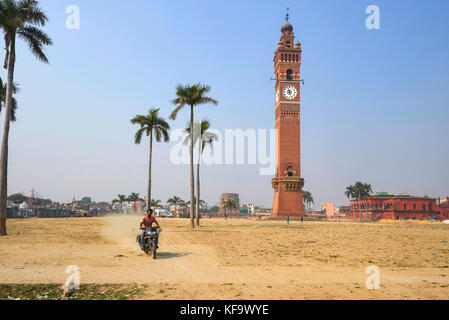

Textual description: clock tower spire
[271,12,305,217]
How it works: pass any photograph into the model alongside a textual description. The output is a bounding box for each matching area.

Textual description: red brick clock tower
[271,13,305,217]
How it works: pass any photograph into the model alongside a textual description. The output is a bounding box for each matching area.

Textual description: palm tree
[112,194,127,213]
[170,83,218,228]
[0,77,18,122]
[127,193,143,214]
[345,182,373,221]
[167,196,185,218]
[184,119,218,226]
[150,199,163,209]
[223,199,237,217]
[302,190,314,215]
[0,0,53,235]
[185,197,205,219]
[131,108,170,210]
[345,185,355,200]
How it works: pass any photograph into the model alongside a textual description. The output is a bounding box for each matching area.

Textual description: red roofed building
[351,193,449,221]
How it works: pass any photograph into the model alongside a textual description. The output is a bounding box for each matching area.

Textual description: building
[220,193,240,215]
[271,12,305,217]
[336,206,351,218]
[322,202,335,219]
[350,193,449,221]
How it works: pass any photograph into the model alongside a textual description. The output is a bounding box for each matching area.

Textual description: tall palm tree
[127,193,143,214]
[0,0,52,235]
[184,119,218,226]
[0,77,18,122]
[131,108,170,209]
[186,197,206,208]
[167,196,185,218]
[223,199,237,217]
[345,182,372,221]
[345,185,355,200]
[150,199,163,209]
[112,194,127,212]
[170,83,218,228]
[302,190,314,215]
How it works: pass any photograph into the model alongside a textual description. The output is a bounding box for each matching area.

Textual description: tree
[127,193,143,214]
[345,181,373,221]
[7,192,27,204]
[210,205,220,214]
[150,199,163,209]
[167,196,185,218]
[170,83,218,228]
[302,190,314,215]
[345,185,355,200]
[223,199,237,217]
[0,0,53,235]
[0,77,18,122]
[112,194,127,212]
[184,119,218,226]
[131,108,170,210]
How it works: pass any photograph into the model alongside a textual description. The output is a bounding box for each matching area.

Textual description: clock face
[283,85,297,100]
[276,89,280,103]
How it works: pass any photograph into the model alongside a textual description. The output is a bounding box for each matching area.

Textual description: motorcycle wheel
[151,242,157,259]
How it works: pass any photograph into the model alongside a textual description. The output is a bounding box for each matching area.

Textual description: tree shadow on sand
[155,252,191,260]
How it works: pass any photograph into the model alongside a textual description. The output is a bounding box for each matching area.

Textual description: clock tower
[271,12,305,217]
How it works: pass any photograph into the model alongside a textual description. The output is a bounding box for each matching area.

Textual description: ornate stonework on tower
[271,12,305,217]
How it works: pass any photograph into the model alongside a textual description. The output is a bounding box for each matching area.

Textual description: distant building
[350,193,449,221]
[336,206,351,218]
[220,193,240,215]
[322,202,335,219]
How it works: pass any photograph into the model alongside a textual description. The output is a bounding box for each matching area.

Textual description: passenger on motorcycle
[139,209,161,250]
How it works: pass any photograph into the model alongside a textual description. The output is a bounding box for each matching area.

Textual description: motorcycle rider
[139,209,160,250]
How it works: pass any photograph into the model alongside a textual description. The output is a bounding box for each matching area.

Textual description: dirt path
[1,216,448,299]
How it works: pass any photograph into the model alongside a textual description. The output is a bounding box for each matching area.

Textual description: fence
[6,208,73,218]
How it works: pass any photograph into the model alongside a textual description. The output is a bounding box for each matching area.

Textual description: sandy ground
[1,216,449,300]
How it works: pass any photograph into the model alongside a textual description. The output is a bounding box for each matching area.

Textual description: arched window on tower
[286,69,293,80]
[286,166,294,177]
[281,53,284,61]
[296,54,299,62]
[288,54,291,62]
[286,41,291,48]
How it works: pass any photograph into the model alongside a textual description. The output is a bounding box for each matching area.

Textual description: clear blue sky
[5,0,449,208]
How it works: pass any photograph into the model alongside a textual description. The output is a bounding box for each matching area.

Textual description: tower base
[271,176,305,218]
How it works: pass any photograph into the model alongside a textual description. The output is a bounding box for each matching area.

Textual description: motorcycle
[136,227,161,259]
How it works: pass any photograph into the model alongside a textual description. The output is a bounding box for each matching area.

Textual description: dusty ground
[1,216,448,300]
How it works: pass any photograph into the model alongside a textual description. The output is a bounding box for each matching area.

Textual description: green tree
[302,190,314,214]
[184,119,218,226]
[210,205,220,214]
[150,199,163,209]
[345,182,373,221]
[112,194,127,212]
[127,193,143,214]
[223,199,237,217]
[0,0,53,235]
[7,192,27,204]
[170,83,218,228]
[185,197,206,207]
[167,196,185,218]
[0,78,18,122]
[131,108,170,209]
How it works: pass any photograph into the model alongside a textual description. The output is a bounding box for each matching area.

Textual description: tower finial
[286,8,290,22]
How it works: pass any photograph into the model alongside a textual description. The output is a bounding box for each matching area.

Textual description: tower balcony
[272,177,304,192]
